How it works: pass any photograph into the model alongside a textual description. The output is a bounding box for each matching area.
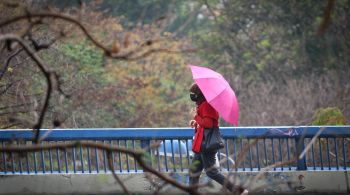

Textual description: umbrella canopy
[190,65,239,125]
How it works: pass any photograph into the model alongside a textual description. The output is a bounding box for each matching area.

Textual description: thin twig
[299,127,326,160]
[0,48,23,81]
[249,127,327,189]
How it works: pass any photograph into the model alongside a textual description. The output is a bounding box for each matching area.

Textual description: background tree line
[0,0,349,129]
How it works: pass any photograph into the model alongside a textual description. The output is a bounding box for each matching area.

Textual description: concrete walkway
[0,171,349,194]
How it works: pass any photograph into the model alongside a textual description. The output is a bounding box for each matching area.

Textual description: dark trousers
[189,151,235,192]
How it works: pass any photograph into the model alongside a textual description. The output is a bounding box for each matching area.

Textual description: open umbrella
[190,65,239,125]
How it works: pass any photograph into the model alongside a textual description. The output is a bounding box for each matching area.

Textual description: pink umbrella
[190,65,239,125]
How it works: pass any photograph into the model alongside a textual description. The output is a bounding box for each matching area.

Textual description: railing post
[295,136,307,170]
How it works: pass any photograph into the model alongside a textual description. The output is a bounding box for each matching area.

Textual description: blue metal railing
[0,126,349,174]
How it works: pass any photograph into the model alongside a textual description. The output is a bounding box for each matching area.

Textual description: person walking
[188,83,248,195]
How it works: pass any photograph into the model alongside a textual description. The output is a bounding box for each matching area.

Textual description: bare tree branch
[0,34,54,143]
[317,0,335,36]
[107,151,131,195]
[0,141,202,195]
[0,12,194,60]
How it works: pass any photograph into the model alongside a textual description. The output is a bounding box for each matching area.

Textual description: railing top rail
[1,126,350,141]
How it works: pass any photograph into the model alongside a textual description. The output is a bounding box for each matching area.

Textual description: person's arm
[194,115,214,129]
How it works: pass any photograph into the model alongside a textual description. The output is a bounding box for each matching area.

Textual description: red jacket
[192,101,219,153]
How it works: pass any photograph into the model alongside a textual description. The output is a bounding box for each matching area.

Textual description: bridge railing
[0,126,349,174]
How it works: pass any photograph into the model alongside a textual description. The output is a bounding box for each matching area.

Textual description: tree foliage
[187,0,350,125]
[0,0,194,128]
[1,0,349,129]
[192,0,350,80]
[312,107,346,125]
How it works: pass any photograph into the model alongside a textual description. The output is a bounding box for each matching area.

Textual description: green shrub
[312,107,346,125]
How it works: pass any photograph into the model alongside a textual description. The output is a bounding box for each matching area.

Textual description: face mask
[190,92,198,102]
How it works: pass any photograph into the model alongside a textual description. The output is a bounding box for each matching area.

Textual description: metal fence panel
[0,126,350,174]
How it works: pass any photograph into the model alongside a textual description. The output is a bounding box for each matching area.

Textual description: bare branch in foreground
[0,141,201,195]
[107,151,131,195]
[298,127,326,160]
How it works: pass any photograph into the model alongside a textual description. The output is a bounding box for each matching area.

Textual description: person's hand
[189,120,197,128]
[190,107,197,118]
[241,189,249,195]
